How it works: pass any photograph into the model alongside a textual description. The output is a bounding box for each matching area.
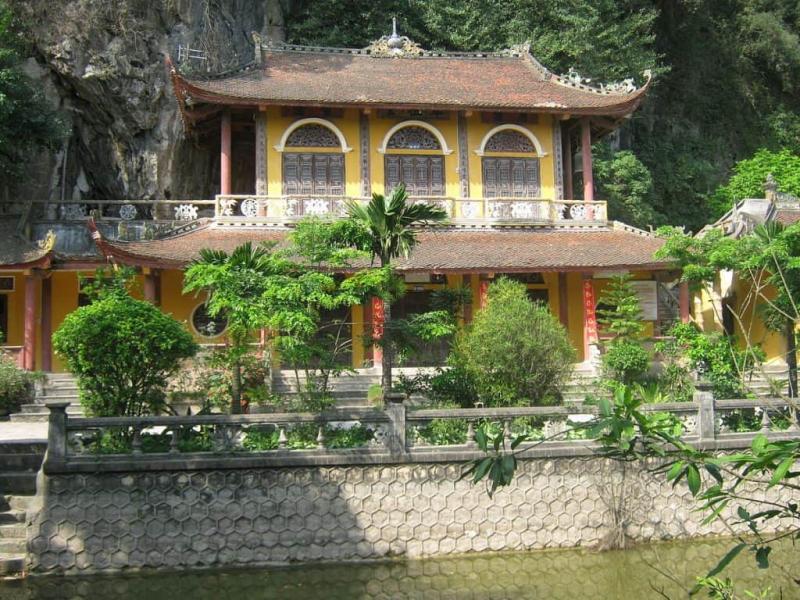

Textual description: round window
[191,304,228,338]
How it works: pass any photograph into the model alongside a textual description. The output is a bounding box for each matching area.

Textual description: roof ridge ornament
[551,67,652,95]
[366,18,424,57]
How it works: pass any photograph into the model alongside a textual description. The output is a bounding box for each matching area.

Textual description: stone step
[0,523,26,539]
[0,454,44,471]
[20,403,82,413]
[0,554,25,576]
[0,511,26,525]
[1,495,35,512]
[0,539,25,554]
[0,443,46,456]
[0,473,36,495]
[9,414,51,423]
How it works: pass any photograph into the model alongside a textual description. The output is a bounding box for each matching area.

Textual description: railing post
[46,401,70,464]
[385,392,407,457]
[695,385,716,442]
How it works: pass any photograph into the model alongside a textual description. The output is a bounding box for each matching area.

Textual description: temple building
[0,28,688,375]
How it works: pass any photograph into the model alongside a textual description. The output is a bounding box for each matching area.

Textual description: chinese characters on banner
[371,296,384,339]
[582,279,598,344]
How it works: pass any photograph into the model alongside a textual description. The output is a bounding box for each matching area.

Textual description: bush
[602,339,651,385]
[666,323,764,399]
[0,351,39,414]
[53,293,198,416]
[455,278,575,406]
[397,364,479,408]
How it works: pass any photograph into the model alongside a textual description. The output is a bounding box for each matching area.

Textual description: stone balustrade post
[45,402,70,466]
[694,385,716,442]
[384,392,407,457]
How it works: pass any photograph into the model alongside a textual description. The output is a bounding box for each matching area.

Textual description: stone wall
[27,455,787,574]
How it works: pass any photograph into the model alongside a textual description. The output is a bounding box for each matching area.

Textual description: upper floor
[168,30,650,227]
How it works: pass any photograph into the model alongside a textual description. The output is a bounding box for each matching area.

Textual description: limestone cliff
[11,0,284,202]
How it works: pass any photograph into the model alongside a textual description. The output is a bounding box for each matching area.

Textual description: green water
[2,537,798,599]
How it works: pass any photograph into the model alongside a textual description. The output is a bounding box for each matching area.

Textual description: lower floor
[1,267,687,373]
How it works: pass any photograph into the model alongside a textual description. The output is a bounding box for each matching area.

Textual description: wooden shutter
[283,153,346,195]
[283,154,300,195]
[385,155,401,193]
[429,157,444,196]
[328,154,344,195]
[482,157,541,198]
[482,158,498,198]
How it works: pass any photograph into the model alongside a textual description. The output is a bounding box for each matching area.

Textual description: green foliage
[456,278,575,406]
[668,323,763,400]
[0,1,65,187]
[0,349,38,414]
[597,275,646,339]
[398,364,479,408]
[602,340,651,386]
[412,417,468,446]
[653,336,696,403]
[593,145,659,228]
[710,149,800,218]
[78,266,137,303]
[52,293,198,417]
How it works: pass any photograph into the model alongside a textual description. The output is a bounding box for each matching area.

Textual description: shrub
[666,323,764,399]
[53,293,198,416]
[0,350,39,414]
[602,339,651,385]
[397,364,479,408]
[456,278,575,406]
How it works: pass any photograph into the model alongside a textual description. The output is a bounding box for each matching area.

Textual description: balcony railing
[215,195,608,226]
[11,199,216,223]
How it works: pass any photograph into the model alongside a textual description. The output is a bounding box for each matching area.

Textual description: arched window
[279,120,346,196]
[479,126,543,199]
[382,122,448,197]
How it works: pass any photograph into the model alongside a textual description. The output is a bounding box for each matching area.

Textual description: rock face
[11,0,284,201]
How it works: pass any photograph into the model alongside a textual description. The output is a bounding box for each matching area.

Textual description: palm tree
[347,185,448,390]
[184,242,275,413]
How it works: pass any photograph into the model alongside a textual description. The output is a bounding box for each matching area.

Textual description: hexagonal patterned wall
[26,457,789,574]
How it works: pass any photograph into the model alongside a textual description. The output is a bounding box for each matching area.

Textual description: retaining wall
[27,454,787,574]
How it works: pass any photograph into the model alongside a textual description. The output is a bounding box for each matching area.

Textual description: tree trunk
[786,320,797,398]
[382,299,393,391]
[231,357,243,414]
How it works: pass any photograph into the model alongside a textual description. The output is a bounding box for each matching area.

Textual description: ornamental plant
[455,277,575,406]
[52,290,198,417]
[0,332,40,415]
[596,275,650,385]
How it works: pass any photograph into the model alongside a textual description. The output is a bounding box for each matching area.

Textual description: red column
[581,117,594,201]
[23,274,36,371]
[220,111,232,195]
[41,274,52,372]
[479,279,490,310]
[563,128,573,199]
[679,281,690,324]
[143,269,160,305]
[582,276,598,361]
[371,296,384,366]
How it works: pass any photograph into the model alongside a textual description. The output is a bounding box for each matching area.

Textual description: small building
[0,29,685,374]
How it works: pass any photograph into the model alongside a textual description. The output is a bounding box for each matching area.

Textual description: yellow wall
[263,109,559,204]
[1,273,24,346]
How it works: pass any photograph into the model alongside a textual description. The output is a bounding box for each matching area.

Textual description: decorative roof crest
[366,18,423,57]
[37,230,56,253]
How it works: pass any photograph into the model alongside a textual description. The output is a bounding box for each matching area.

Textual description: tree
[346,185,448,390]
[456,278,575,406]
[52,290,197,417]
[183,242,278,414]
[0,0,64,187]
[593,145,659,228]
[596,275,651,385]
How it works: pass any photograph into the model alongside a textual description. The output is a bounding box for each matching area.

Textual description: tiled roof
[173,45,650,116]
[95,222,669,272]
[0,219,52,268]
[775,209,800,226]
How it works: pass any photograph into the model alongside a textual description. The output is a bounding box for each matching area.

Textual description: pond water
[2,536,798,599]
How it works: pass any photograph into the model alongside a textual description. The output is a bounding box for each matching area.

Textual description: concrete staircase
[11,373,83,423]
[0,441,46,576]
[271,369,384,409]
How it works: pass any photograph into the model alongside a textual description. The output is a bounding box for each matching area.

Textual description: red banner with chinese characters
[371,296,385,339]
[582,279,598,344]
[479,279,490,310]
